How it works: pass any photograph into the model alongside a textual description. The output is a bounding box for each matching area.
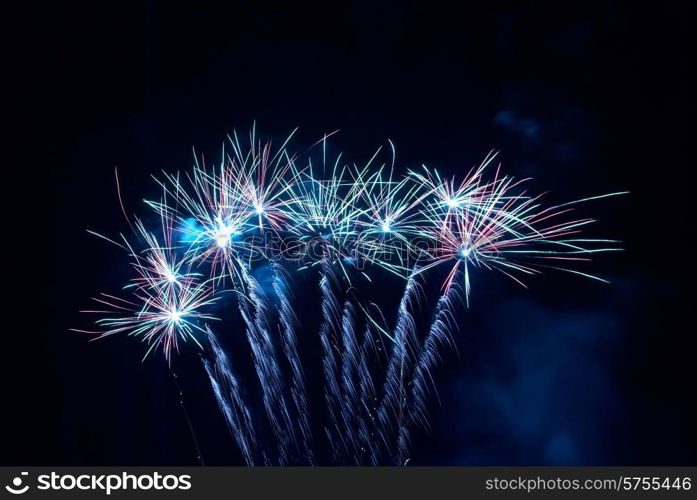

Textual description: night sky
[5,1,694,465]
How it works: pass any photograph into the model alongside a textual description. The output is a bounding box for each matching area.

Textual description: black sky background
[5,1,694,465]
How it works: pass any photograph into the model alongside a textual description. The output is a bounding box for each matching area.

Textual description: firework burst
[75,219,218,361]
[357,143,434,277]
[76,127,624,465]
[419,172,624,302]
[223,127,303,233]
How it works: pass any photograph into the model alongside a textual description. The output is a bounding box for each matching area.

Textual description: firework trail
[76,127,624,465]
[237,263,295,464]
[376,269,421,465]
[409,279,460,432]
[338,299,362,462]
[317,259,346,460]
[271,262,314,464]
[202,327,257,466]
[356,323,381,465]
